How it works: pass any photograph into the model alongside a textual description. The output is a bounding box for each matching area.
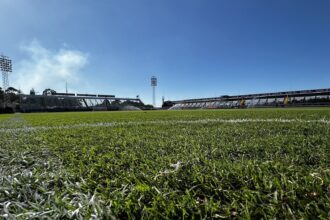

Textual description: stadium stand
[19,93,145,112]
[167,88,330,110]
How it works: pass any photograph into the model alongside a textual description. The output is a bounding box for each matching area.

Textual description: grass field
[1,108,330,219]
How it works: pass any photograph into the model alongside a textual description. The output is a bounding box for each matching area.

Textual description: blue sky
[0,0,330,106]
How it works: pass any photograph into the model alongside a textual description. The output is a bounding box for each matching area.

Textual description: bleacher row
[19,95,144,112]
[169,90,330,110]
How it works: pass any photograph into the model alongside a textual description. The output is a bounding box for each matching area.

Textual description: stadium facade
[19,93,146,112]
[167,88,330,110]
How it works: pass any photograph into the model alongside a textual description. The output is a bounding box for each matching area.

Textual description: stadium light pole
[151,76,157,107]
[0,55,12,108]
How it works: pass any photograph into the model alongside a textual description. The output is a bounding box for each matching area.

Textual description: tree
[43,88,56,96]
[30,88,36,95]
[162,101,174,108]
[0,87,4,101]
[6,87,19,94]
[5,87,19,103]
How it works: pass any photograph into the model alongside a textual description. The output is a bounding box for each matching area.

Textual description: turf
[1,108,330,219]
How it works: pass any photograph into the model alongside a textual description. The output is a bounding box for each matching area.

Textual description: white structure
[0,55,12,106]
[0,55,12,91]
[151,76,157,107]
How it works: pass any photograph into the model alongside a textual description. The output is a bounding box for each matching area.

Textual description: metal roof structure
[168,88,330,109]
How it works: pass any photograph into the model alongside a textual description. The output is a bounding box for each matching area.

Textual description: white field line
[0,118,329,133]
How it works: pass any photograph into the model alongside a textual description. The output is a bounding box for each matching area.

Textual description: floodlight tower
[0,55,12,107]
[151,76,157,107]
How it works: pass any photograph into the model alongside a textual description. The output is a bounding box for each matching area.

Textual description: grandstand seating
[168,88,330,110]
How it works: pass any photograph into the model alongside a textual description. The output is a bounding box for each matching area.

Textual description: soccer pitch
[1,109,330,219]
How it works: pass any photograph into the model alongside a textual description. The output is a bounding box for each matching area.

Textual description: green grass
[1,108,330,219]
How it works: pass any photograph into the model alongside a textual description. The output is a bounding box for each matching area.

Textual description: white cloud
[12,40,88,94]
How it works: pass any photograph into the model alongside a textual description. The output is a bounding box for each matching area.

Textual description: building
[167,88,330,110]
